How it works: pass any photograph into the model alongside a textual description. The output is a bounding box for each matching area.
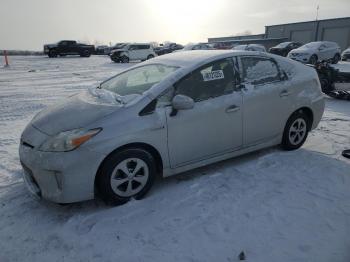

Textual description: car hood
[342,48,350,54]
[30,88,125,136]
[289,47,314,54]
[111,48,127,53]
[45,43,58,48]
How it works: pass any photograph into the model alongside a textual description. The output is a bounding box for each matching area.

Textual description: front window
[100,64,179,98]
[275,42,292,48]
[175,58,237,102]
[183,44,195,50]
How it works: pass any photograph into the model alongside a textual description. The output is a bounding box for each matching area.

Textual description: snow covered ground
[0,56,349,262]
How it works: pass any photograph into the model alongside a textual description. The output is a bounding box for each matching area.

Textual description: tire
[48,50,57,58]
[309,55,318,65]
[281,110,310,151]
[147,54,154,60]
[332,53,341,64]
[80,50,91,57]
[111,55,120,63]
[121,56,129,63]
[96,148,156,205]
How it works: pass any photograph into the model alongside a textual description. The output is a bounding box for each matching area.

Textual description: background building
[266,17,350,50]
[208,17,350,50]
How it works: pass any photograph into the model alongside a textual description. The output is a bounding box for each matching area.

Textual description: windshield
[100,64,179,98]
[303,42,321,49]
[183,44,195,50]
[275,42,291,48]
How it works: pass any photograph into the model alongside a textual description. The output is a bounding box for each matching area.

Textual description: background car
[108,43,128,55]
[19,50,324,205]
[341,47,350,61]
[210,42,233,50]
[154,43,184,56]
[177,43,213,52]
[43,40,95,58]
[95,45,111,55]
[269,42,302,56]
[110,43,156,63]
[287,41,341,64]
[232,44,266,52]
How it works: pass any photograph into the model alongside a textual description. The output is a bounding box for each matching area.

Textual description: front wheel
[121,56,129,63]
[48,50,57,58]
[147,54,154,60]
[96,148,156,205]
[332,53,341,64]
[309,55,318,65]
[282,111,310,150]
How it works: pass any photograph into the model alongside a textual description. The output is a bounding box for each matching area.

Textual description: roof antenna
[315,4,320,21]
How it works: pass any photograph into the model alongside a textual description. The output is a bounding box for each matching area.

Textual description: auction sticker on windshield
[202,70,224,81]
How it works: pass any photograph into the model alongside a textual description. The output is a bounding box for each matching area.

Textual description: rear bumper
[311,96,325,130]
[19,144,105,203]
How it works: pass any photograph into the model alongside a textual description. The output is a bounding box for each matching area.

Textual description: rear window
[241,56,280,85]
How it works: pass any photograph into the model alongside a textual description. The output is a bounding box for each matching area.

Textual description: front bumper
[270,49,286,56]
[19,143,106,203]
[341,53,350,61]
[288,55,310,63]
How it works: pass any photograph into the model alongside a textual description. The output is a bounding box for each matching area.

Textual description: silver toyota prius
[19,50,325,205]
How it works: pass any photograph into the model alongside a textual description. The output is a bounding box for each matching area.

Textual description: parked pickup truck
[44,40,95,58]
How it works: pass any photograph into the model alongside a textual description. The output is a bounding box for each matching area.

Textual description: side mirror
[170,94,194,116]
[172,94,194,110]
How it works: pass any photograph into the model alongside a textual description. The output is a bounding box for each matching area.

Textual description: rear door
[318,43,328,61]
[128,45,138,60]
[238,55,290,146]
[165,57,243,167]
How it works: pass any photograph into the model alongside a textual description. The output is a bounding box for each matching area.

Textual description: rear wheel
[282,111,310,150]
[96,148,156,205]
[147,54,154,60]
[80,50,91,57]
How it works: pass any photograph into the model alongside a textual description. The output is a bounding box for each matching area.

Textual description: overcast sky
[0,0,349,50]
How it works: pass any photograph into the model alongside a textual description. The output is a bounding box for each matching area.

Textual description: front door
[166,58,243,168]
[238,55,290,146]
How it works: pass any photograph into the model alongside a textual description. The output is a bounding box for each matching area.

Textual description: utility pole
[314,4,320,41]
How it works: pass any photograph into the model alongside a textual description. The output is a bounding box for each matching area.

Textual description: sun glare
[146,0,223,43]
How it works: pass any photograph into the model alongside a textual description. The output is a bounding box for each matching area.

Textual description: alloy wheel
[110,158,149,197]
[288,118,307,145]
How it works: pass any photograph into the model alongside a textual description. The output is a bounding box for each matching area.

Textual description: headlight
[39,128,102,152]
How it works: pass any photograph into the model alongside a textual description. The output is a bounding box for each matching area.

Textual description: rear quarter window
[241,56,281,85]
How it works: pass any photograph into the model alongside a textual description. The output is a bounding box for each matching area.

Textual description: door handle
[226,105,240,113]
[280,90,291,97]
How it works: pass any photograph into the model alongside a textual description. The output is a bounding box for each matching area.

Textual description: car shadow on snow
[5,144,349,213]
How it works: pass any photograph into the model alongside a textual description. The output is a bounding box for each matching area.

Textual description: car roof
[143,50,264,68]
[129,43,151,45]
